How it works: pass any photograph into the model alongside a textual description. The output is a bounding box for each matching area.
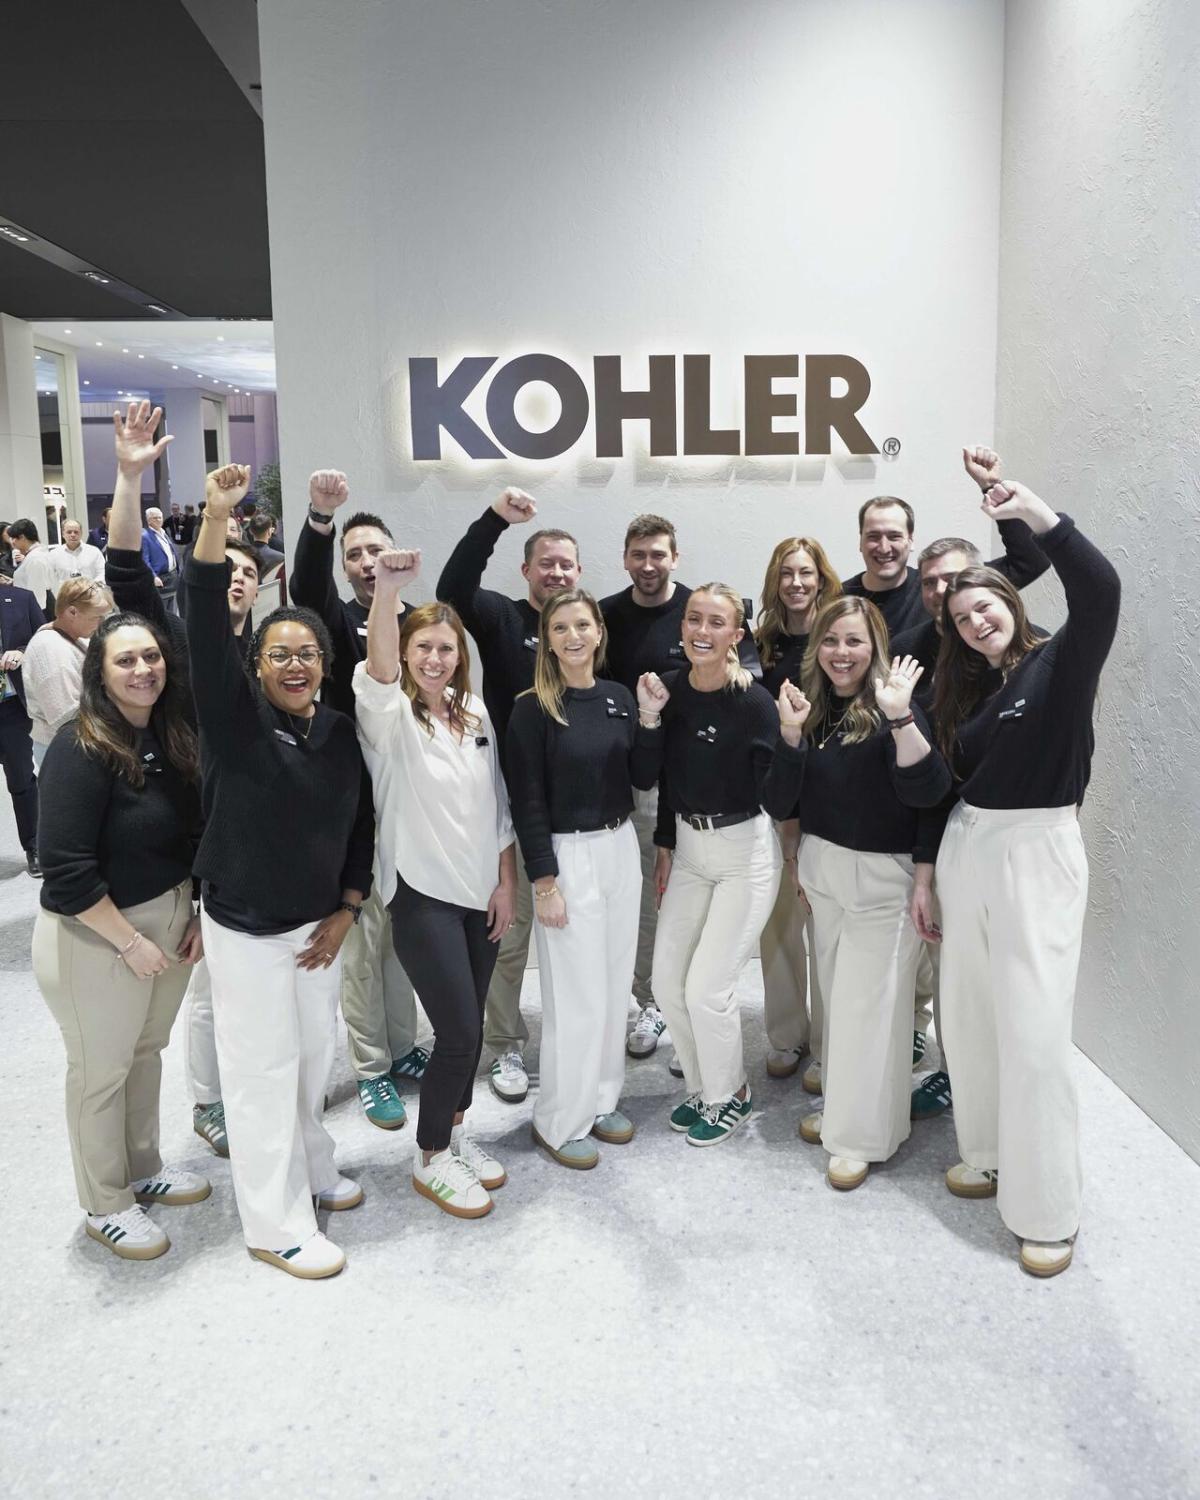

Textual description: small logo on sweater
[696,725,718,743]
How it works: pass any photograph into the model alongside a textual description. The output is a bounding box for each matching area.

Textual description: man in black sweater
[290,469,426,1129]
[842,495,925,635]
[600,513,763,1062]
[437,487,580,1103]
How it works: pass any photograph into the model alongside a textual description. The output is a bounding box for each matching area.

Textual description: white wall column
[0,314,44,522]
[157,386,208,512]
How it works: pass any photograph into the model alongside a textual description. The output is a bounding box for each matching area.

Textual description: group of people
[25,401,1120,1283]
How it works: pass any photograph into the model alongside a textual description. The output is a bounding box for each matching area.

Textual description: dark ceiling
[0,3,270,320]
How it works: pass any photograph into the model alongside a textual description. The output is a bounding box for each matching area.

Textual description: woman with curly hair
[754,537,841,1087]
[187,465,375,1280]
[34,611,206,1261]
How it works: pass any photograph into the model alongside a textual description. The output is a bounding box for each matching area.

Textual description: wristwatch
[337,900,363,923]
[308,505,336,526]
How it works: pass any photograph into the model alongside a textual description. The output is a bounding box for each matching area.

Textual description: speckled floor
[1,796,1198,1500]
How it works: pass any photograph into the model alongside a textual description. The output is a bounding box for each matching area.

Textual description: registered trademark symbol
[882,437,901,457]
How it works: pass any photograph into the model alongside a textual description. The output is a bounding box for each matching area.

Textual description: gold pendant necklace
[818,705,852,750]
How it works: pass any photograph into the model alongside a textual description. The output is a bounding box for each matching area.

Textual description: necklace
[288,712,314,741]
[817,702,853,750]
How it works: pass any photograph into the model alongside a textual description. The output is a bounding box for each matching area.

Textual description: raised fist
[636,671,670,716]
[491,487,537,525]
[113,400,173,477]
[962,446,1002,492]
[873,655,924,720]
[309,470,350,512]
[204,464,251,518]
[375,548,421,588]
[776,679,811,738]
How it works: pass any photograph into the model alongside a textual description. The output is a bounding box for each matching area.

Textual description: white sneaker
[131,1165,212,1207]
[667,1050,684,1079]
[315,1174,364,1211]
[250,1231,346,1279]
[1020,1239,1074,1278]
[766,1045,807,1079]
[451,1126,507,1189]
[801,1059,823,1095]
[945,1162,998,1199]
[86,1205,169,1261]
[627,1004,667,1057]
[827,1155,869,1191]
[489,1050,529,1102]
[413,1148,493,1219]
[798,1111,823,1144]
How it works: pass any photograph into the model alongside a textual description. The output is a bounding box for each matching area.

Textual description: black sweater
[505,680,659,880]
[843,568,924,635]
[638,671,807,849]
[760,629,809,697]
[599,585,763,694]
[185,557,375,931]
[436,508,540,758]
[794,705,950,863]
[38,725,201,916]
[289,520,411,719]
[941,515,1120,815]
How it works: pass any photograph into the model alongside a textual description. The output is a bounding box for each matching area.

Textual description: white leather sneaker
[945,1162,999,1199]
[413,1148,493,1218]
[827,1155,869,1191]
[250,1231,346,1279]
[86,1205,169,1261]
[315,1174,364,1211]
[1020,1239,1074,1278]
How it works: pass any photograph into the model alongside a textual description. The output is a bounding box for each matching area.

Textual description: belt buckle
[690,813,713,831]
[605,816,622,832]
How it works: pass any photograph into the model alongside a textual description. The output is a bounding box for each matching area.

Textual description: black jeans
[388,873,498,1151]
[0,698,37,851]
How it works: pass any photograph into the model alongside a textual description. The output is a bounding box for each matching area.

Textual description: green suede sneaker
[686,1090,753,1147]
[193,1100,229,1159]
[390,1045,430,1082]
[668,1092,705,1133]
[357,1075,408,1130]
[911,1070,953,1120]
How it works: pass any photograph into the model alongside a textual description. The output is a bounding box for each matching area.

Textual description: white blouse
[352,660,514,912]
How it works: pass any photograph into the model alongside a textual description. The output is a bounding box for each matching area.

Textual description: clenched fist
[636,671,670,717]
[491,487,537,525]
[962,446,1002,493]
[309,470,350,512]
[204,464,251,519]
[776,679,811,745]
[374,548,421,590]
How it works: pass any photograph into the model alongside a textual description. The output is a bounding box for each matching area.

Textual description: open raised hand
[309,470,350,512]
[873,655,924,720]
[203,463,251,519]
[491,487,537,525]
[114,400,174,477]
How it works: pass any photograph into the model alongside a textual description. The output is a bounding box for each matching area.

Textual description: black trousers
[0,698,37,851]
[388,873,499,1151]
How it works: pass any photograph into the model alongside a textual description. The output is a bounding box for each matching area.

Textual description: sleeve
[290,521,358,708]
[182,555,258,751]
[84,548,107,582]
[351,658,406,755]
[739,599,764,680]
[338,754,377,900]
[888,705,952,809]
[105,546,169,632]
[505,697,558,880]
[24,638,81,734]
[1036,515,1122,697]
[749,687,808,821]
[484,709,516,857]
[654,767,676,850]
[36,733,115,914]
[988,518,1052,591]
[435,507,511,638]
[630,721,664,791]
[913,790,956,866]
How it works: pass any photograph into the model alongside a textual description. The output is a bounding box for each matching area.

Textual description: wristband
[338,901,363,924]
[308,505,336,526]
[887,713,915,730]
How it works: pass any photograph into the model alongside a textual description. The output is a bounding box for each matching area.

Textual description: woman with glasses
[22,577,114,767]
[186,464,375,1280]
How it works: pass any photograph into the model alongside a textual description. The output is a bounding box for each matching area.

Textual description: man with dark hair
[87,508,111,551]
[248,512,286,584]
[164,501,189,545]
[842,496,924,634]
[8,519,56,614]
[0,575,45,876]
[437,487,581,1102]
[600,512,763,1060]
[291,470,428,1128]
[181,504,197,545]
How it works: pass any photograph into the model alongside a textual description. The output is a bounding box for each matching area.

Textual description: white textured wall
[257,0,1005,600]
[999,0,1200,1158]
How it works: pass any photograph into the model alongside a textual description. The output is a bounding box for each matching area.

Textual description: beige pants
[34,881,193,1215]
[483,863,532,1056]
[630,785,660,1007]
[798,836,921,1163]
[760,846,824,1059]
[340,882,420,1078]
[652,814,782,1103]
[937,802,1087,1242]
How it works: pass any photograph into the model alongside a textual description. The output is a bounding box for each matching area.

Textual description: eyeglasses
[261,646,324,667]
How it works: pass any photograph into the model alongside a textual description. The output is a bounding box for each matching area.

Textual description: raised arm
[366,548,420,683]
[291,470,349,622]
[184,465,257,745]
[435,488,536,631]
[106,402,173,626]
[963,447,1052,591]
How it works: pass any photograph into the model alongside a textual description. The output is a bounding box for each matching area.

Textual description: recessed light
[95,341,103,346]
[146,304,168,314]
[172,364,179,370]
[63,328,72,334]
[0,227,30,242]
[217,336,225,342]
[138,354,145,359]
[83,272,110,284]
[122,348,130,353]
[83,380,90,386]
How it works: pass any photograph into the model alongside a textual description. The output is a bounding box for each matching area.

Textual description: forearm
[366,584,402,683]
[109,468,145,551]
[777,817,801,862]
[891,720,932,768]
[194,512,229,565]
[497,842,517,888]
[74,894,141,952]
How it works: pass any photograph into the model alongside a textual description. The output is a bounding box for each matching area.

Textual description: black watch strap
[338,900,363,923]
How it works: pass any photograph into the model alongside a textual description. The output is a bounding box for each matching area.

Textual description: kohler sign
[408,354,878,461]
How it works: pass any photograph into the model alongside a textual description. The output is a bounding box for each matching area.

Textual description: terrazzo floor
[1,796,1198,1500]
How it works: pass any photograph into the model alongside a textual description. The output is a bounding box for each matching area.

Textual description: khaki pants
[483,863,532,1056]
[34,881,193,1216]
[630,785,660,1007]
[937,802,1086,1242]
[340,882,420,1079]
[798,836,921,1163]
[760,848,825,1060]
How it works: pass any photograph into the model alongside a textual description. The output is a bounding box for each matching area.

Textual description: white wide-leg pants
[798,835,921,1162]
[652,814,781,1103]
[184,957,221,1106]
[202,909,341,1251]
[937,802,1087,1242]
[532,821,640,1149]
[760,842,824,1060]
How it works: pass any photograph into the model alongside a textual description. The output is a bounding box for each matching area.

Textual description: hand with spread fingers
[296,908,355,971]
[873,655,924,720]
[114,400,175,477]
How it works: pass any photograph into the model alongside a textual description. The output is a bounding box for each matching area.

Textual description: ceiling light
[138,354,145,359]
[0,227,30,242]
[95,341,103,346]
[146,304,168,314]
[171,364,179,370]
[63,328,72,334]
[122,347,130,353]
[83,272,110,284]
[217,335,225,342]
[83,380,90,386]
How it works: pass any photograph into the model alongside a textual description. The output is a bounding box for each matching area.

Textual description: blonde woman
[640,584,809,1146]
[506,587,660,1168]
[755,537,841,1087]
[354,551,517,1220]
[793,597,950,1190]
[22,578,113,766]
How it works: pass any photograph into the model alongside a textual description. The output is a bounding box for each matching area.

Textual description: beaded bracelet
[534,885,561,901]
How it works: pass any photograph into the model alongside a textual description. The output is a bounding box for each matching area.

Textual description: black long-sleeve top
[843,567,924,635]
[599,585,763,693]
[941,515,1120,815]
[636,670,807,849]
[505,680,659,880]
[436,508,539,759]
[760,629,809,697]
[794,704,950,863]
[185,556,374,933]
[105,546,191,685]
[38,724,201,916]
[289,520,411,719]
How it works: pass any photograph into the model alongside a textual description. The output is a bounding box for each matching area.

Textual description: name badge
[475,735,490,748]
[605,695,629,719]
[998,697,1027,723]
[667,642,686,659]
[141,750,163,774]
[696,724,718,743]
[357,625,368,637]
[273,728,299,746]
[523,635,539,652]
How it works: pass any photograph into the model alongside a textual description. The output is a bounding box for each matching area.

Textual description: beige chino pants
[760,839,825,1060]
[340,882,421,1078]
[483,864,532,1057]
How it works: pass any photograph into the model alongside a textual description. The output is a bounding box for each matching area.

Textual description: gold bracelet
[639,713,662,728]
[534,885,561,901]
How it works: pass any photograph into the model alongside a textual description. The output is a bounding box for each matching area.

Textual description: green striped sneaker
[412,1148,493,1219]
[358,1075,408,1130]
[193,1100,229,1158]
[668,1092,705,1133]
[131,1166,212,1206]
[86,1206,169,1261]
[389,1045,430,1082]
[686,1089,753,1148]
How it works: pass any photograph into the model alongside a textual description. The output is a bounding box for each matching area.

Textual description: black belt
[680,809,760,832]
[561,814,629,835]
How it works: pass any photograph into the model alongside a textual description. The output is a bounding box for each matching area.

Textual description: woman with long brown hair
[506,587,659,1168]
[33,612,207,1261]
[355,551,517,1219]
[791,596,950,1190]
[755,537,841,1087]
[923,476,1120,1278]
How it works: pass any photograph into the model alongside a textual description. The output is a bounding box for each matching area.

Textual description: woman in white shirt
[354,549,517,1220]
[24,578,113,765]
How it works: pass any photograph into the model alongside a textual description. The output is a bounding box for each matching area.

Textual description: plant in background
[255,461,282,520]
